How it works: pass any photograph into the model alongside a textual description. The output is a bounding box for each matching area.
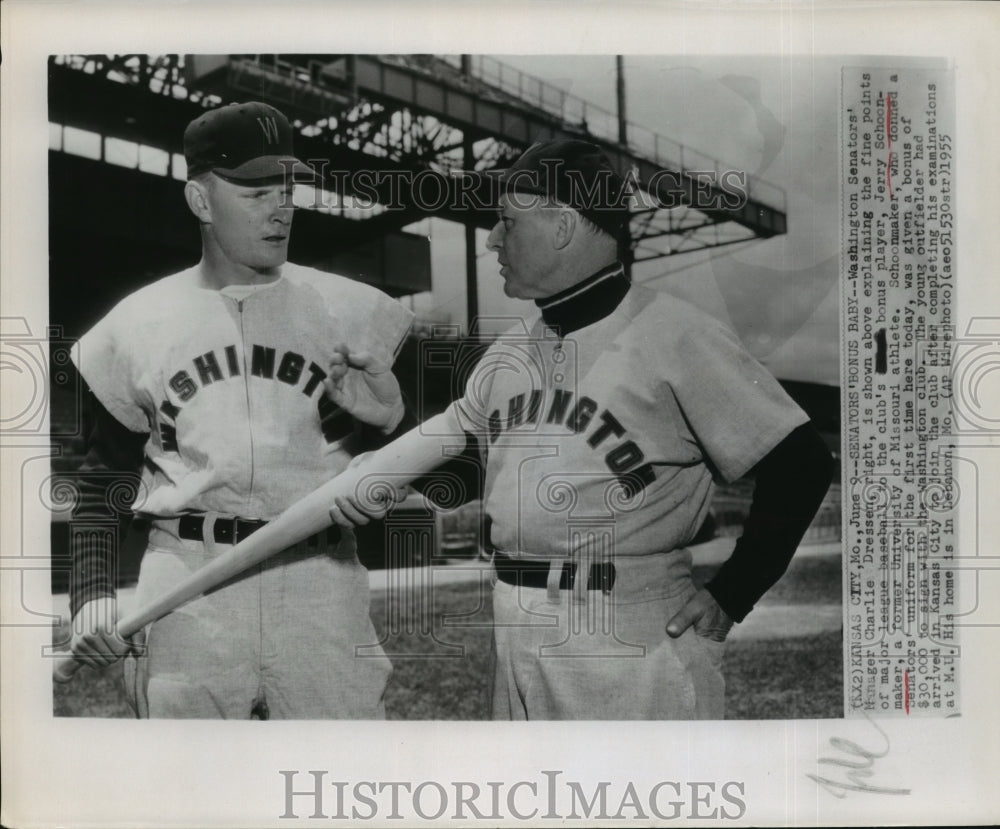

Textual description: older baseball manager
[334,139,834,720]
[67,101,413,719]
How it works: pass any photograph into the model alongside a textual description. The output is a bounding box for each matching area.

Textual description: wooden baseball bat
[53,408,462,683]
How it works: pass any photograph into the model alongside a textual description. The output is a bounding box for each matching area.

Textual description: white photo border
[2,2,999,827]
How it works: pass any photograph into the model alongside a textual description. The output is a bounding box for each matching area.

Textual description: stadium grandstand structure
[49,53,787,284]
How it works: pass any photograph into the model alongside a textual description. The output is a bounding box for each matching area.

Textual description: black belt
[493,551,616,593]
[177,515,341,547]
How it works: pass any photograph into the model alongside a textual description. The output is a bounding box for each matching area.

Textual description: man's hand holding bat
[55,405,462,683]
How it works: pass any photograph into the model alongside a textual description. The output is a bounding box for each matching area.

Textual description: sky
[407,55,842,386]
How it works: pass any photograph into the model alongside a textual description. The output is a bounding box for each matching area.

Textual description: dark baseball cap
[183,101,314,184]
[499,139,630,237]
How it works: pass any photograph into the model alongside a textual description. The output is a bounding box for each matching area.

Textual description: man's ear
[184,179,212,223]
[552,208,577,250]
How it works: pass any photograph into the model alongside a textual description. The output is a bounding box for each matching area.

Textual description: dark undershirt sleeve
[359,398,483,508]
[704,422,835,623]
[408,431,483,509]
[69,387,147,619]
[355,400,417,452]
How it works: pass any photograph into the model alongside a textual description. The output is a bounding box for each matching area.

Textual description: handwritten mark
[904,670,910,715]
[807,714,912,798]
[886,93,895,199]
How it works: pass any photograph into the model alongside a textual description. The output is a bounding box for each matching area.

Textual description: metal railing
[443,54,786,212]
[52,53,787,213]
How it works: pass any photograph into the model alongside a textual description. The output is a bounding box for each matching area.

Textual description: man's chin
[253,254,288,271]
[502,280,525,300]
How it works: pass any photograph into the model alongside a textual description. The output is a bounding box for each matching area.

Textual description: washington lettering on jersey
[157,343,351,449]
[486,388,657,497]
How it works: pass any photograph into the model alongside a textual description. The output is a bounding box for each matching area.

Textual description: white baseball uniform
[71,263,412,718]
[451,267,808,719]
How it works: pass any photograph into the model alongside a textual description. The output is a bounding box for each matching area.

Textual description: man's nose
[486,221,503,251]
[271,195,293,223]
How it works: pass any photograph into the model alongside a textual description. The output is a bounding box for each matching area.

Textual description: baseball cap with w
[183,101,315,184]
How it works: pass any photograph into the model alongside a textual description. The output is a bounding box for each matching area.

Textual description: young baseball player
[332,140,835,720]
[67,101,413,719]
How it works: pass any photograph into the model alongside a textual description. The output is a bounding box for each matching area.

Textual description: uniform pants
[123,516,392,719]
[490,549,725,720]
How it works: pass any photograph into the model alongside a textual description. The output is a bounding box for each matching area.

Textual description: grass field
[53,555,842,720]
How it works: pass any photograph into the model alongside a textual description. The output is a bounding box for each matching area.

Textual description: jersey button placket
[550,338,568,388]
[234,296,257,514]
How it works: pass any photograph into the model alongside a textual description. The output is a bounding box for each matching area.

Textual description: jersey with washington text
[453,284,808,559]
[71,264,413,519]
